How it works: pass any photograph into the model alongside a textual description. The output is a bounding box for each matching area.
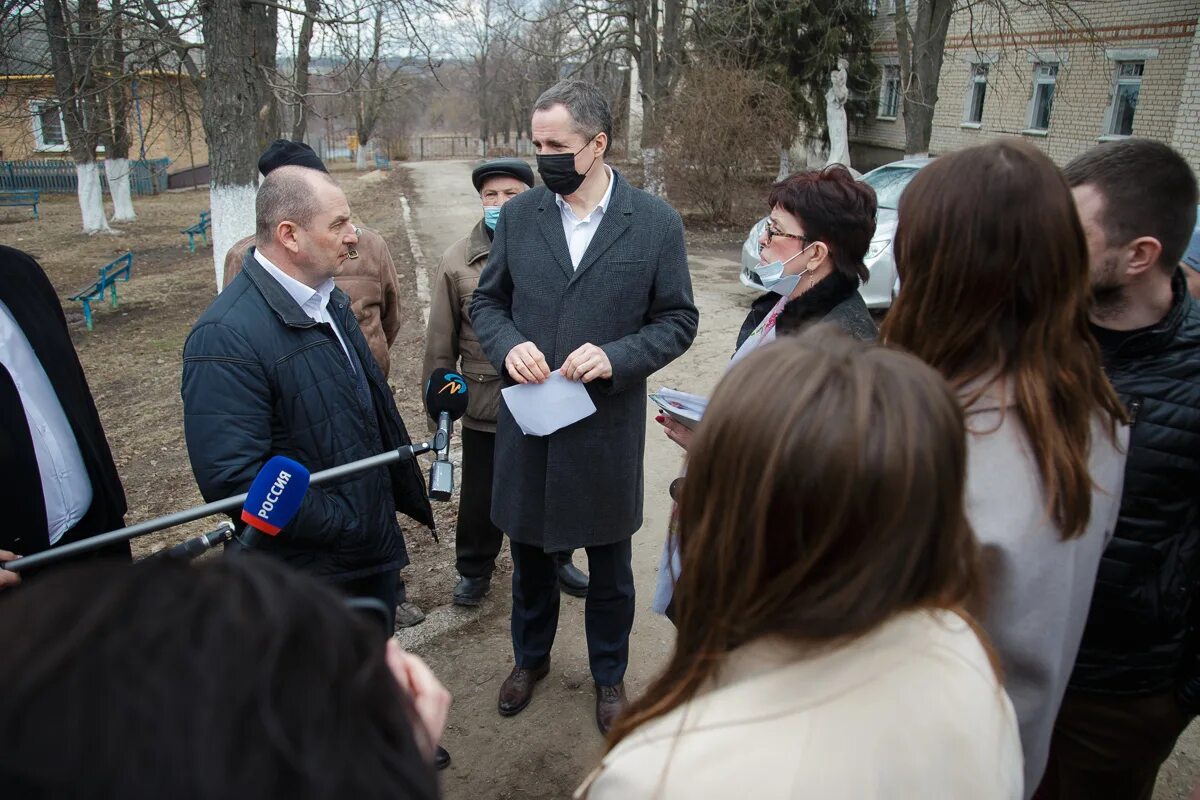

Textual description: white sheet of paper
[648,387,708,429]
[501,372,598,436]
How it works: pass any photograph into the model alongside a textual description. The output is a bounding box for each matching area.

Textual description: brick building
[852,0,1200,173]
[0,12,208,175]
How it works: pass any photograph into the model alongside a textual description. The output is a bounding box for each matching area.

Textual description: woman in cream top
[580,610,1021,799]
[580,329,1023,799]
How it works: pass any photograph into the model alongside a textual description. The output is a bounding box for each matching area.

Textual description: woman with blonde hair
[580,329,1022,799]
[881,139,1128,796]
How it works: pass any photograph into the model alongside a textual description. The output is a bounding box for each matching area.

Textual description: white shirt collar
[254,249,335,316]
[555,164,614,222]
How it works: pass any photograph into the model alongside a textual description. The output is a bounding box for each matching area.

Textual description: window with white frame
[1107,61,1143,137]
[965,64,988,124]
[30,100,67,150]
[886,0,896,13]
[879,66,900,119]
[867,0,878,16]
[1028,63,1058,131]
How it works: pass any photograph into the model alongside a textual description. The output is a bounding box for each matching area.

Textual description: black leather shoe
[498,659,550,716]
[453,575,491,607]
[434,745,450,770]
[556,558,589,598]
[595,682,627,736]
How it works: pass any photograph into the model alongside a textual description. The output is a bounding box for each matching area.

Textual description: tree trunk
[354,8,384,171]
[44,0,112,233]
[291,0,320,141]
[199,0,277,288]
[777,147,791,181]
[895,0,953,157]
[77,162,110,233]
[477,0,491,147]
[104,0,136,222]
[631,0,684,198]
[104,159,137,221]
[627,55,644,157]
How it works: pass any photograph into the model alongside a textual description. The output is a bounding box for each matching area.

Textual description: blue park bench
[69,252,133,331]
[0,189,40,219]
[374,153,391,169]
[181,209,211,252]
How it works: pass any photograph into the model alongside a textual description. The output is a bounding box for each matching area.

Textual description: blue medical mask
[483,205,501,231]
[753,243,814,296]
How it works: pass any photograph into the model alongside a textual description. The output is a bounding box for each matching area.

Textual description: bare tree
[628,0,686,196]
[143,0,278,285]
[893,0,953,158]
[43,0,114,233]
[329,5,411,170]
[103,0,137,222]
[290,0,322,141]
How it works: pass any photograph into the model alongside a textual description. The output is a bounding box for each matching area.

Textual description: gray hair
[534,80,613,154]
[255,166,335,245]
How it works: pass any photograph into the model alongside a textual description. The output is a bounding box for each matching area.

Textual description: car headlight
[865,238,891,261]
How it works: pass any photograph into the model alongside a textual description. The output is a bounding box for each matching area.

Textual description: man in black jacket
[1039,139,1200,800]
[181,164,434,630]
[0,245,128,589]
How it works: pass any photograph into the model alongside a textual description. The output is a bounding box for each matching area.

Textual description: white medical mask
[753,242,815,296]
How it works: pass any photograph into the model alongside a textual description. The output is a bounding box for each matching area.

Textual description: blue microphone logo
[240,455,310,536]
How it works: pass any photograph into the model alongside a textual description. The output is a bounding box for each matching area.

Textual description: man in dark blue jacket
[1039,139,1200,800]
[181,162,433,630]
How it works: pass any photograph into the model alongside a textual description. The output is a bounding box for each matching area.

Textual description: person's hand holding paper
[650,387,708,451]
[501,372,597,436]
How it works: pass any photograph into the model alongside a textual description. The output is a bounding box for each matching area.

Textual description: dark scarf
[775,269,859,336]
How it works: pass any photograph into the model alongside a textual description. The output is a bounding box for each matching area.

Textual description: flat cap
[471,158,535,192]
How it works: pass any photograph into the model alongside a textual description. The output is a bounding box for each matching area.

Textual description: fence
[404,135,543,161]
[0,158,171,195]
[402,134,633,162]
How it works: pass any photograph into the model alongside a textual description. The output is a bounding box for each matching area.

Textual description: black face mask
[536,137,598,196]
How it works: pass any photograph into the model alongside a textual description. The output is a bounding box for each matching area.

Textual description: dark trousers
[1036,687,1195,800]
[510,538,634,686]
[456,427,505,578]
[339,570,400,633]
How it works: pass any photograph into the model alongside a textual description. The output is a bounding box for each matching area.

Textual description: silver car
[739,158,933,309]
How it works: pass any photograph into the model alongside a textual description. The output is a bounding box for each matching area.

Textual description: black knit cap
[258,139,328,176]
[471,158,535,192]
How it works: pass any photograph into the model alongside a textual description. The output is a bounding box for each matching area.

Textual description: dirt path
[395,159,755,799]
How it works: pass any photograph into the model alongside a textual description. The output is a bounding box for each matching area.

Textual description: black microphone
[157,521,236,561]
[424,368,469,501]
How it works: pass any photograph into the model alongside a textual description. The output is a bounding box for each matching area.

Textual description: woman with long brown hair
[579,329,1022,799]
[881,139,1128,797]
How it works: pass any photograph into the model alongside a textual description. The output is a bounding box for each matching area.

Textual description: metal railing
[0,158,170,195]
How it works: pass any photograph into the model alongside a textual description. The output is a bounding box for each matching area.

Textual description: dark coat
[736,269,878,352]
[0,246,127,557]
[1070,269,1200,697]
[471,170,699,551]
[181,250,433,582]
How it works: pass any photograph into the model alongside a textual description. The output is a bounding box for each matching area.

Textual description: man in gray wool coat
[471,79,699,735]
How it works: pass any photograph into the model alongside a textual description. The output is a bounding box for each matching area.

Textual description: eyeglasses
[765,223,808,246]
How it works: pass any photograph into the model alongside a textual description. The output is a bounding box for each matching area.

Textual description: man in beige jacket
[223,140,402,379]
[423,158,589,606]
